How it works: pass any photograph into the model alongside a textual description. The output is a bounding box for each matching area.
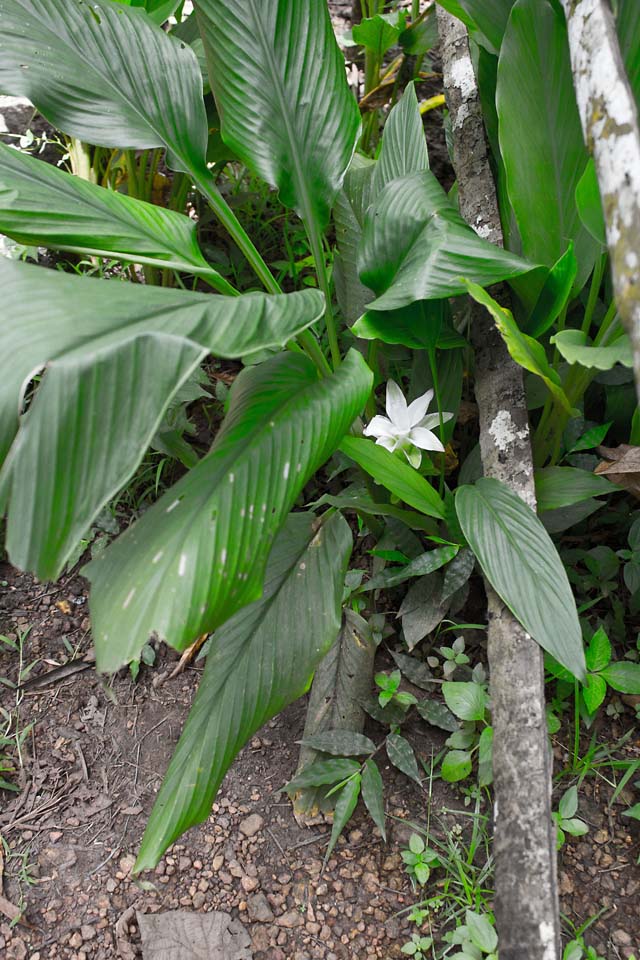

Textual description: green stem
[573,680,581,771]
[125,149,140,199]
[306,222,341,369]
[365,341,380,420]
[581,254,607,335]
[192,165,331,375]
[193,167,281,295]
[428,347,446,497]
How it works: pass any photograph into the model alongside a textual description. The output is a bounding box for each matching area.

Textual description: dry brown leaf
[0,893,22,924]
[595,444,640,499]
[137,911,252,960]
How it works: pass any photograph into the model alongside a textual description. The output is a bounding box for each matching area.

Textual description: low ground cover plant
[0,0,639,952]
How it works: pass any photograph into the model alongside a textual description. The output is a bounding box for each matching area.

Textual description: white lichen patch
[539,920,557,960]
[450,54,477,101]
[123,588,136,610]
[178,553,187,577]
[488,409,529,452]
[283,462,290,480]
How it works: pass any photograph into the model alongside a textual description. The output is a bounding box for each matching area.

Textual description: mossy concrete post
[562,0,640,401]
[437,9,561,958]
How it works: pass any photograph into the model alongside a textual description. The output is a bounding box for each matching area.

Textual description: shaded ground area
[1,563,639,959]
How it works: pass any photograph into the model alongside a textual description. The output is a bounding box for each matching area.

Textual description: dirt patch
[1,561,640,959]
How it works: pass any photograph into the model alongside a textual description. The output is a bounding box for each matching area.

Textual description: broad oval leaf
[535,466,619,512]
[361,759,386,840]
[372,82,429,197]
[85,349,372,671]
[359,171,534,311]
[134,511,352,870]
[0,141,226,286]
[551,329,633,370]
[465,281,574,413]
[0,257,326,577]
[300,731,376,757]
[386,733,421,784]
[442,681,488,722]
[599,662,640,695]
[441,749,472,782]
[524,243,578,338]
[575,159,606,246]
[286,757,361,792]
[0,0,207,173]
[325,774,361,862]
[340,435,446,519]
[456,477,586,679]
[195,0,360,230]
[497,0,598,287]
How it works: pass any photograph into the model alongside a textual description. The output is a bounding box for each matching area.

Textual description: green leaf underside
[497,0,597,286]
[442,681,487,722]
[0,0,207,173]
[358,170,534,311]
[465,281,573,412]
[0,141,217,278]
[286,757,361,792]
[551,330,633,370]
[0,257,325,577]
[372,83,429,196]
[326,775,361,861]
[300,731,375,756]
[134,511,352,871]
[386,733,421,783]
[535,467,619,512]
[195,0,360,230]
[438,0,514,53]
[456,478,586,679]
[361,759,386,839]
[339,436,446,519]
[86,349,372,671]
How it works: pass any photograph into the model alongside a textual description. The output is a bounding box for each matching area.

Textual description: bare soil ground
[1,561,639,959]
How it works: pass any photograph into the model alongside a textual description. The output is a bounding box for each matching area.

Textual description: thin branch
[562,0,640,400]
[436,8,561,958]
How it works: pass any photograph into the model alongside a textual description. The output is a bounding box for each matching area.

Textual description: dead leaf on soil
[0,892,22,924]
[137,911,252,960]
[595,444,640,499]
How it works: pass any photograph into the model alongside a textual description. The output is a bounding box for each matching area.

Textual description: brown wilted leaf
[595,444,640,499]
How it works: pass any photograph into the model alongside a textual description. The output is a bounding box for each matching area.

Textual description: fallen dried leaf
[595,444,640,499]
[137,911,252,960]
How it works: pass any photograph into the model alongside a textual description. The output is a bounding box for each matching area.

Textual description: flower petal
[364,415,396,439]
[386,380,410,430]
[409,427,445,453]
[376,435,398,452]
[406,388,434,426]
[404,446,422,468]
[418,410,454,430]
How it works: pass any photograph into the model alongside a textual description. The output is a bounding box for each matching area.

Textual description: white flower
[363,380,453,469]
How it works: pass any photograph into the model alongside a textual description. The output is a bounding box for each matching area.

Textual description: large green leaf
[85,350,372,671]
[617,0,640,109]
[0,141,226,285]
[535,466,619,512]
[358,171,534,311]
[0,0,207,174]
[134,511,351,870]
[551,329,633,370]
[334,86,428,325]
[372,82,429,196]
[497,0,597,287]
[340,436,447,520]
[0,257,326,576]
[334,155,375,324]
[465,281,573,413]
[438,0,515,53]
[456,478,585,679]
[194,0,360,230]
